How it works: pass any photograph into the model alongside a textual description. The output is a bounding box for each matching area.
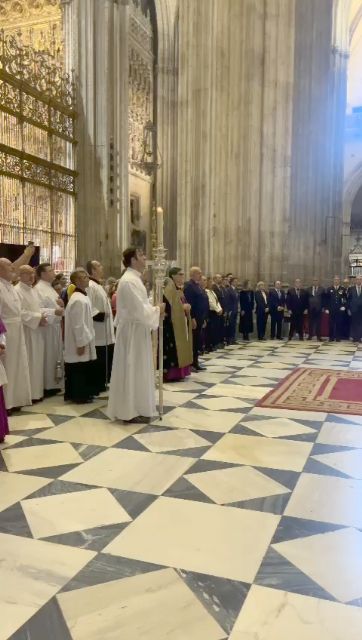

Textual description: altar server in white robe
[86,260,115,393]
[107,247,165,423]
[15,266,47,402]
[0,258,32,411]
[64,268,96,403]
[34,263,64,396]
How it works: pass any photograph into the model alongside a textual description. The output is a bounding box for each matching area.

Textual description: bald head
[190,266,202,283]
[19,265,35,286]
[0,258,14,282]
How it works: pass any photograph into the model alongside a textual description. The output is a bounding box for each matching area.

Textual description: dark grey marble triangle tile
[275,432,318,443]
[5,437,61,449]
[0,455,7,471]
[187,459,241,473]
[271,516,346,544]
[162,446,210,458]
[43,522,130,551]
[114,436,150,451]
[19,463,81,479]
[25,479,98,500]
[326,413,362,424]
[60,553,164,592]
[255,547,337,602]
[178,569,250,635]
[9,597,72,640]
[253,467,300,491]
[188,402,252,414]
[163,476,214,503]
[228,492,291,516]
[47,414,74,426]
[230,424,269,437]
[190,429,226,444]
[80,408,109,420]
[303,458,350,478]
[0,502,33,538]
[312,442,357,455]
[137,424,174,434]
[72,444,107,461]
[347,597,362,608]
[109,488,156,519]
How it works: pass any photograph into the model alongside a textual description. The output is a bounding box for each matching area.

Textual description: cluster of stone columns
[176,0,348,283]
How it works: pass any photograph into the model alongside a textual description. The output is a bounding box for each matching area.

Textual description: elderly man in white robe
[107,247,165,423]
[34,263,64,396]
[64,268,96,404]
[86,260,115,394]
[0,258,32,412]
[15,265,47,402]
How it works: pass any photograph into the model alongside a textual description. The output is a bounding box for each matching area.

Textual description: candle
[156,206,164,247]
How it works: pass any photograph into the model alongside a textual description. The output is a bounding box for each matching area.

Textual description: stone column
[258,0,296,284]
[70,0,129,276]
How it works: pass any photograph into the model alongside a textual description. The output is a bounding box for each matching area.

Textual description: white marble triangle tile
[103,497,279,583]
[185,465,290,504]
[230,376,277,386]
[248,406,327,421]
[57,568,225,640]
[0,532,95,640]
[163,381,207,392]
[241,417,316,438]
[285,473,362,528]
[0,471,51,513]
[0,434,28,449]
[152,406,242,432]
[22,398,107,417]
[8,413,54,431]
[273,528,362,603]
[312,449,362,479]
[189,372,231,384]
[238,367,291,379]
[192,396,252,411]
[317,421,362,447]
[229,585,362,640]
[22,488,132,538]
[134,428,210,452]
[162,390,199,407]
[202,384,271,399]
[2,442,83,472]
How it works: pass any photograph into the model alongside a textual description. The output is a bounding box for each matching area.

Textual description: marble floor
[2,339,362,638]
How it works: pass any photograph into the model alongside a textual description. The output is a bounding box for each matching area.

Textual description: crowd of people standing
[1,243,362,443]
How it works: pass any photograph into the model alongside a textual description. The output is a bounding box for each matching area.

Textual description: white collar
[0,277,13,289]
[127,268,142,279]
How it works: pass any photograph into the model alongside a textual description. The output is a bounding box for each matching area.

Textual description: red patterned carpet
[256,367,362,415]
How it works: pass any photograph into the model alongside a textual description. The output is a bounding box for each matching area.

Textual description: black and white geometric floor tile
[2,339,362,639]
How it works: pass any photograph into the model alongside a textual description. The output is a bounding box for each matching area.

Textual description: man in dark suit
[212,274,225,346]
[348,276,362,343]
[306,278,324,341]
[268,280,285,340]
[255,281,269,340]
[325,275,347,342]
[286,278,308,340]
[228,277,239,344]
[184,266,207,371]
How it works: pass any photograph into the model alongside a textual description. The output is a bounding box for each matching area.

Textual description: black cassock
[239,290,254,338]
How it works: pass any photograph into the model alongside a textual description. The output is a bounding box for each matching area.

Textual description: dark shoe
[74,398,93,404]
[192,365,206,372]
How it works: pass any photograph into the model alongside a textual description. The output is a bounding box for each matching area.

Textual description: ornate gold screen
[0,29,77,272]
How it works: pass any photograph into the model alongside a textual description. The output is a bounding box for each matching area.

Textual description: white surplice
[34,279,63,390]
[0,334,7,388]
[86,279,115,346]
[64,291,96,363]
[15,282,45,401]
[0,278,31,409]
[107,268,160,421]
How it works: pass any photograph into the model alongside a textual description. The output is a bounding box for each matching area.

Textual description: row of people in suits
[241,276,362,342]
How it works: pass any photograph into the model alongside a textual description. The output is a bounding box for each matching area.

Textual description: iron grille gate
[0,29,77,273]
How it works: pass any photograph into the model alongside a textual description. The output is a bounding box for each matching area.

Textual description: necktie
[277,290,280,299]
[358,287,361,297]
[312,287,315,296]
[296,289,300,298]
